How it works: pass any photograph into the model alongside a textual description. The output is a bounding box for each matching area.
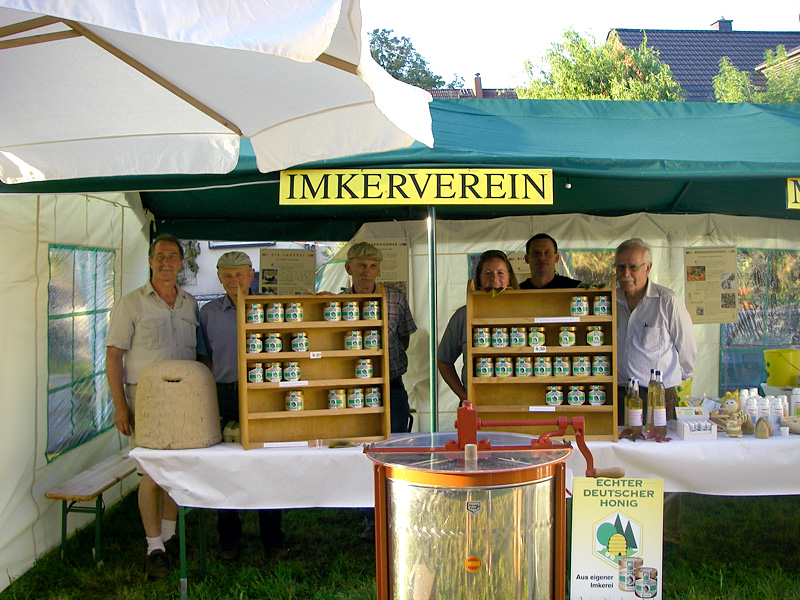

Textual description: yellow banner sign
[280,168,553,205]
[788,178,800,209]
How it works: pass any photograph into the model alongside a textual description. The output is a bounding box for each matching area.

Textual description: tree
[713,57,756,102]
[368,28,445,89]
[714,46,800,104]
[517,29,685,101]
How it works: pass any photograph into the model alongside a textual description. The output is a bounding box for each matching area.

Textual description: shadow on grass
[1,492,376,600]
[4,491,800,599]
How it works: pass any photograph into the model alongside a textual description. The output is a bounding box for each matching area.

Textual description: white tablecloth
[131,443,375,509]
[565,434,800,496]
[131,434,800,511]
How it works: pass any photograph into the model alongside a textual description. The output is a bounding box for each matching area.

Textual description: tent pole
[427,206,438,432]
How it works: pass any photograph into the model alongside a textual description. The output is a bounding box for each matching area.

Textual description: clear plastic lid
[365,431,571,474]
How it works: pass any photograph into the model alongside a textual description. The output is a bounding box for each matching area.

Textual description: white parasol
[0,0,433,183]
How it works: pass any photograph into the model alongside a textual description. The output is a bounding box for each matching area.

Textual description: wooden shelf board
[475,405,615,412]
[471,315,612,326]
[244,349,383,360]
[245,320,383,331]
[472,345,613,355]
[246,377,383,390]
[472,376,615,384]
[248,407,384,419]
[245,434,386,450]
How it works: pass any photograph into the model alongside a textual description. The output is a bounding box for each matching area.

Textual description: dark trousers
[389,376,412,433]
[215,382,284,549]
[218,508,284,550]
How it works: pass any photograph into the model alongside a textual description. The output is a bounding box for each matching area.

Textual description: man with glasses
[615,238,696,553]
[615,238,696,426]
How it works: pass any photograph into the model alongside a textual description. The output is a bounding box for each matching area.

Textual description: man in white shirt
[614,238,696,550]
[106,234,200,580]
[615,237,696,425]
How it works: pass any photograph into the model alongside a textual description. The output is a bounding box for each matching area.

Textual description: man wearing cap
[519,233,581,289]
[198,251,285,561]
[105,233,200,580]
[344,242,417,433]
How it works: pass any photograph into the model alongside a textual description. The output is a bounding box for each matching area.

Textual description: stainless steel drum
[366,431,572,600]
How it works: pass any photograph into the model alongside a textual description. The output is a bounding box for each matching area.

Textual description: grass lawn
[1,491,799,599]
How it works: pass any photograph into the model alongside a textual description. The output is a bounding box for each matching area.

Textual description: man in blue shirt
[198,251,284,560]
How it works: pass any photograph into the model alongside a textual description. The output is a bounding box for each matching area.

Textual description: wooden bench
[44,449,137,564]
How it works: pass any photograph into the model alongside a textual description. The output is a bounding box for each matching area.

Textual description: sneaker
[217,545,241,562]
[145,549,169,581]
[163,535,181,560]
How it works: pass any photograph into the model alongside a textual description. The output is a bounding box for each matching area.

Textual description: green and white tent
[2,98,800,591]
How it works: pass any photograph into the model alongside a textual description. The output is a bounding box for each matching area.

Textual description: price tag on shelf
[310,351,322,359]
[531,345,546,353]
[528,406,556,412]
[534,316,580,323]
[279,380,308,387]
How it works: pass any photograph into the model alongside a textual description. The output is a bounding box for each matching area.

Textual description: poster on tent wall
[570,477,663,599]
[684,247,738,324]
[259,249,315,295]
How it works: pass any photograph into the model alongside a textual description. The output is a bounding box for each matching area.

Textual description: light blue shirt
[198,294,239,383]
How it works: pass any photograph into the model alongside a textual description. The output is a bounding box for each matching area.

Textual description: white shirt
[106,282,199,384]
[616,279,696,389]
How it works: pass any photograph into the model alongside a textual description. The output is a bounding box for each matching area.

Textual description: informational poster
[684,247,738,324]
[364,239,411,295]
[570,478,663,599]
[259,249,315,295]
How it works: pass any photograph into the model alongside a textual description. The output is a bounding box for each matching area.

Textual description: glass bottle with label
[625,378,643,434]
[646,370,667,436]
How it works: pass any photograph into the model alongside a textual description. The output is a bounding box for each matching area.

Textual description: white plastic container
[791,388,800,416]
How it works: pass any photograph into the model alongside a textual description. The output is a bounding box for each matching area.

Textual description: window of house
[719,249,800,393]
[47,245,116,460]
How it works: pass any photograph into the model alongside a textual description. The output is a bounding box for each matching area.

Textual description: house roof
[615,29,800,101]
[427,88,517,99]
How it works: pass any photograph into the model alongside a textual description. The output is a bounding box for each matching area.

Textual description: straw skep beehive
[135,360,221,449]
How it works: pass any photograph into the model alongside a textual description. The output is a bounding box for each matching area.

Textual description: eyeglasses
[614,263,647,273]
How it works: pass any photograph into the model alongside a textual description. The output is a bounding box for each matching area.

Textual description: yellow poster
[280,168,553,205]
[570,478,663,599]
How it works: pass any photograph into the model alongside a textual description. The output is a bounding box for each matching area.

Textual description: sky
[360,0,800,89]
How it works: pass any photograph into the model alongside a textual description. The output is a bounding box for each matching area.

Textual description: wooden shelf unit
[237,291,391,449]
[466,286,619,441]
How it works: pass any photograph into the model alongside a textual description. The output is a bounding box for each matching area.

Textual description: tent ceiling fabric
[0,0,433,183]
[3,99,800,239]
